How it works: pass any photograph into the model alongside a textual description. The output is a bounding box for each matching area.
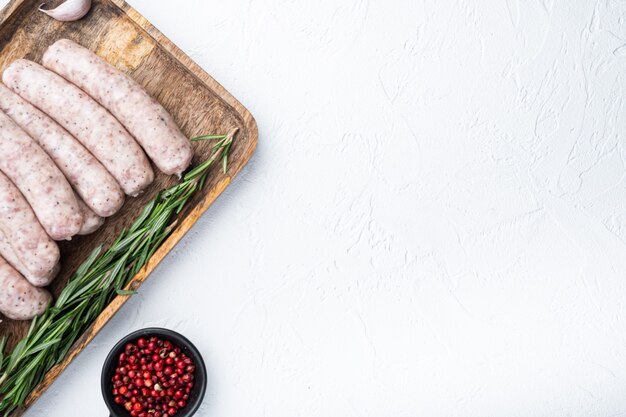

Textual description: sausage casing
[0,108,82,240]
[43,39,193,176]
[0,171,60,287]
[77,197,104,235]
[0,256,51,320]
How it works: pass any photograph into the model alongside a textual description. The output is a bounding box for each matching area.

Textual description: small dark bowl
[102,328,207,417]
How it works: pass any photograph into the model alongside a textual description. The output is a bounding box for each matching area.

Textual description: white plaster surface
[4,0,626,416]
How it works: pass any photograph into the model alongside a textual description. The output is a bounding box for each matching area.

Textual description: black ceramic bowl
[102,328,207,417]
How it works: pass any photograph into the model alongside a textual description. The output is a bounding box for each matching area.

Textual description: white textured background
[6,0,626,416]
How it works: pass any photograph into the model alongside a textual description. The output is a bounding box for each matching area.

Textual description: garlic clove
[39,0,92,22]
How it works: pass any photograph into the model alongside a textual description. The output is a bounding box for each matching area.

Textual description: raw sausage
[0,108,82,240]
[43,39,193,176]
[77,197,104,235]
[0,171,60,287]
[3,59,154,196]
[0,256,51,320]
[0,231,60,287]
[0,233,40,286]
[0,83,125,217]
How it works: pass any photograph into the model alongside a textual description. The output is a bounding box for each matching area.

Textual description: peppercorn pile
[111,336,196,417]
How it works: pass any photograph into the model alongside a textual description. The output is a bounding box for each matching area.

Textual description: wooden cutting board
[0,0,257,414]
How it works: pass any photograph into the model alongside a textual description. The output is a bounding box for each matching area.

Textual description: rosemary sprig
[0,129,236,416]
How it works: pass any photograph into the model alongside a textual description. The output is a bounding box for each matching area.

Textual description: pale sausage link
[0,171,60,287]
[0,255,51,320]
[44,39,193,176]
[0,107,82,240]
[77,196,104,235]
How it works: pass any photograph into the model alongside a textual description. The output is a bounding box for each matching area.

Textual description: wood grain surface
[0,0,257,414]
